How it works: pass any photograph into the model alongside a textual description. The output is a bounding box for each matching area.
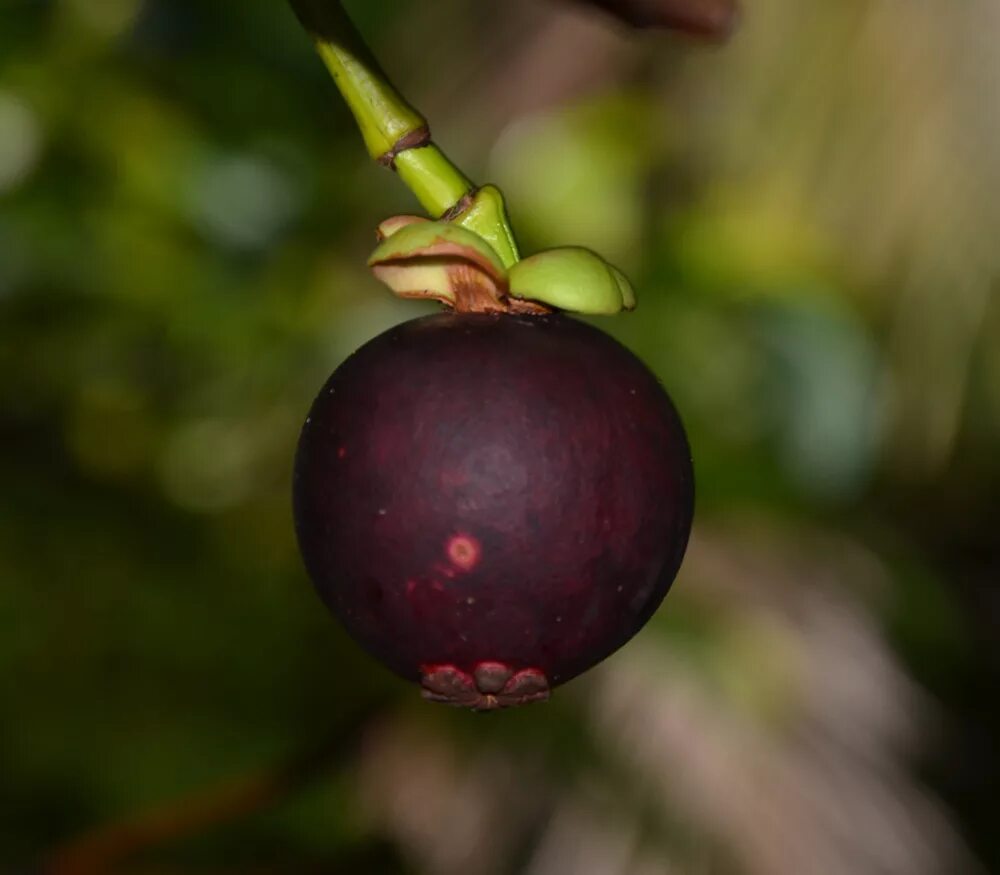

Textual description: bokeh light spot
[0,92,43,194]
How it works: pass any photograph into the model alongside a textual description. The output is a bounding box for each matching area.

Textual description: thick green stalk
[289,0,519,266]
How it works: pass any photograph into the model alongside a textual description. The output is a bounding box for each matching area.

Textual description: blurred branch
[41,703,386,875]
[564,0,740,39]
[287,0,520,265]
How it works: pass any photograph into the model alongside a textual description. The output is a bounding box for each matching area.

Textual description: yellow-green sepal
[507,247,637,314]
[607,263,637,311]
[374,214,429,241]
[451,185,520,269]
[368,220,509,311]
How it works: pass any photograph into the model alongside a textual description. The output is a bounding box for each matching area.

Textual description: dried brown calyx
[422,663,551,710]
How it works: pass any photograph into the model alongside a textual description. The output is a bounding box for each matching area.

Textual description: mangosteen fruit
[295,303,693,709]
[294,219,693,709]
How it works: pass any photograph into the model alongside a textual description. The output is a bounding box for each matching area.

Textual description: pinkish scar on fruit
[293,221,694,709]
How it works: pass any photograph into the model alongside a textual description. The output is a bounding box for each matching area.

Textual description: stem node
[376,125,433,169]
[292,0,520,265]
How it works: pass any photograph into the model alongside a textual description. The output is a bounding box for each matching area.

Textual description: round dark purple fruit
[293,312,693,709]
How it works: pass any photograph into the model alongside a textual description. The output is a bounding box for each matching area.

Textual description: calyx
[369,216,637,316]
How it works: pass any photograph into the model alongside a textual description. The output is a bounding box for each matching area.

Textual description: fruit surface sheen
[294,313,693,709]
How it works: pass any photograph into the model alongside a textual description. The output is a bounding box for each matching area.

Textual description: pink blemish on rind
[433,562,456,580]
[337,446,347,459]
[446,534,481,572]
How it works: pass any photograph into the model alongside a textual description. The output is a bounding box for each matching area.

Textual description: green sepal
[368,220,509,309]
[508,247,637,314]
[369,220,507,277]
[375,214,429,241]
[451,185,521,269]
[608,263,638,311]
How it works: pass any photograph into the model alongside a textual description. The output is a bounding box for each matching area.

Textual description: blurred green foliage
[1,1,997,873]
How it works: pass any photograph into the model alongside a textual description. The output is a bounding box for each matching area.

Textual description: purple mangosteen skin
[293,312,693,708]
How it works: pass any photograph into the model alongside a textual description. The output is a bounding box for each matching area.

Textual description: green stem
[289,0,519,266]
